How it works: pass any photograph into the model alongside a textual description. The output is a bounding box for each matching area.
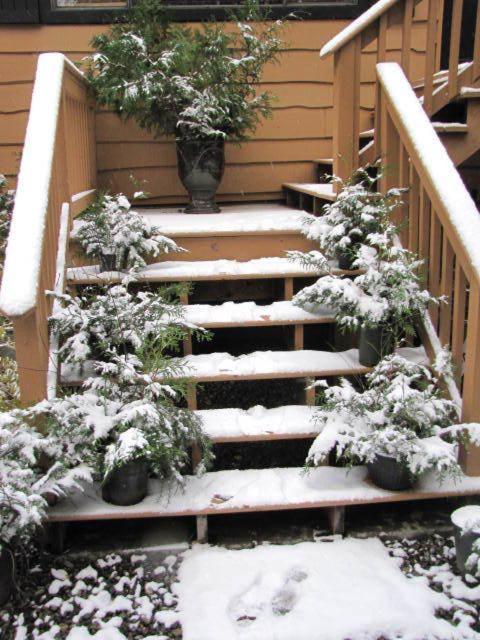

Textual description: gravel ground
[1,531,479,639]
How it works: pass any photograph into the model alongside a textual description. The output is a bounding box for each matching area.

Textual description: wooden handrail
[377,62,480,475]
[320,0,401,58]
[321,0,480,185]
[0,53,97,404]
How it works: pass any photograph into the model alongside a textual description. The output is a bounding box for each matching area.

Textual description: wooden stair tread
[360,123,468,138]
[184,300,334,328]
[129,204,307,237]
[48,465,480,522]
[459,86,480,98]
[282,183,336,201]
[196,404,318,442]
[61,346,427,386]
[313,158,333,165]
[66,256,349,285]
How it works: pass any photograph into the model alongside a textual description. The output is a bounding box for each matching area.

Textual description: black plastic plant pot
[367,454,414,491]
[176,138,225,214]
[99,253,117,273]
[99,251,129,273]
[0,548,14,607]
[102,459,149,506]
[359,323,394,367]
[337,250,356,271]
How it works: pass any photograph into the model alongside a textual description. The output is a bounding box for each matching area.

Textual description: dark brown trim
[37,0,373,24]
[0,0,39,23]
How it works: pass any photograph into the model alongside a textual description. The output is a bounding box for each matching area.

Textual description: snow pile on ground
[176,538,458,640]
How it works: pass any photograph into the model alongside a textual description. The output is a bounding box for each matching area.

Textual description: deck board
[48,465,480,522]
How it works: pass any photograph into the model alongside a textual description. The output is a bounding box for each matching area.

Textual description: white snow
[284,183,336,200]
[176,539,454,640]
[67,257,332,284]
[451,505,480,534]
[48,465,480,522]
[377,62,480,285]
[180,346,427,381]
[184,300,334,327]
[61,346,427,385]
[0,54,73,316]
[195,405,317,440]
[136,204,306,236]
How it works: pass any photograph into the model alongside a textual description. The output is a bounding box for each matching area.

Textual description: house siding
[0,15,427,204]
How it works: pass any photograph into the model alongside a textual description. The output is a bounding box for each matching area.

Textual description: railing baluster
[451,263,467,387]
[401,0,414,79]
[448,0,464,98]
[332,35,362,185]
[439,232,454,344]
[418,188,431,267]
[408,168,420,254]
[428,208,442,328]
[473,0,480,80]
[424,0,440,114]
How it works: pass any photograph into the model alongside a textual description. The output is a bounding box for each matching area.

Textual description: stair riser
[70,234,315,264]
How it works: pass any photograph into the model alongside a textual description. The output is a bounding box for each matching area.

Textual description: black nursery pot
[176,138,225,214]
[337,250,356,271]
[99,250,129,273]
[367,454,414,491]
[102,459,149,506]
[359,323,394,367]
[0,548,14,606]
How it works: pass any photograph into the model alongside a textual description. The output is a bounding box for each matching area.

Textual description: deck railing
[321,0,480,184]
[377,62,480,474]
[0,53,97,404]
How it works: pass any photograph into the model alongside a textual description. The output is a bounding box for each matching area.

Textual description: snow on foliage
[0,174,14,268]
[71,193,182,271]
[307,351,479,480]
[49,283,198,367]
[84,0,284,141]
[288,166,402,267]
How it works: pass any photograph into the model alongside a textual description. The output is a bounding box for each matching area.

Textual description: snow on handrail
[320,0,399,58]
[377,62,480,284]
[0,53,87,317]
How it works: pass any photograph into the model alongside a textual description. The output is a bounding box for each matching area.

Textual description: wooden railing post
[13,309,49,404]
[459,278,480,474]
[332,36,361,186]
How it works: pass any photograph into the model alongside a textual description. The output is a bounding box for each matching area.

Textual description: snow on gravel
[176,538,459,640]
[0,552,181,640]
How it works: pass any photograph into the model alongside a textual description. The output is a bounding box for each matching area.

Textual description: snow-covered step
[360,123,468,138]
[67,256,344,285]
[132,204,307,237]
[48,465,480,523]
[196,405,318,442]
[61,346,427,386]
[459,86,480,99]
[184,300,334,328]
[178,346,427,382]
[283,183,336,202]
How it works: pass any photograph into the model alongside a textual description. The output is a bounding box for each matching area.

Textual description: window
[0,0,373,24]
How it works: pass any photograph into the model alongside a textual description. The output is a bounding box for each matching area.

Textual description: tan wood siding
[0,15,427,203]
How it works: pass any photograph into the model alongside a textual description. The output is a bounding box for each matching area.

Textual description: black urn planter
[102,459,149,506]
[0,548,14,607]
[367,454,414,491]
[359,323,394,367]
[176,138,225,214]
[451,507,480,576]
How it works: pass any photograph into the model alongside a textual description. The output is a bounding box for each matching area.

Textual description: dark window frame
[38,0,374,24]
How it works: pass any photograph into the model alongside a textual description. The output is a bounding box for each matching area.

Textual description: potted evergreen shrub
[294,166,401,270]
[85,0,284,213]
[292,244,440,367]
[306,352,480,491]
[102,428,150,506]
[451,505,480,578]
[71,193,182,272]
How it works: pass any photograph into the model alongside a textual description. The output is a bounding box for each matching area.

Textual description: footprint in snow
[271,567,308,617]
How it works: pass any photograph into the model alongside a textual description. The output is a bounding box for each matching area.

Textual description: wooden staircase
[49,203,480,542]
[4,0,480,545]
